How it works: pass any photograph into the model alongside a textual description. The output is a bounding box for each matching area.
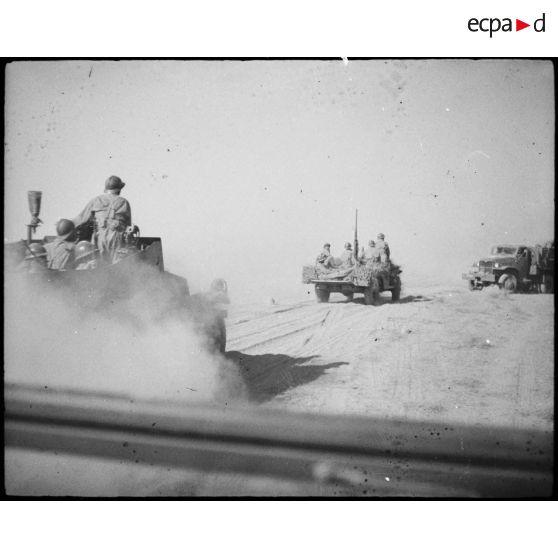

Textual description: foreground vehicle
[463,242,554,294]
[5,191,228,352]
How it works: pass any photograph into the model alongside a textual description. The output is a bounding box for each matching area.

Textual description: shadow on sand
[344,294,433,306]
[397,294,434,304]
[227,351,349,403]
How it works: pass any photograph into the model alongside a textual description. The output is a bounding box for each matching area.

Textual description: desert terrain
[6,280,554,497]
[226,285,554,432]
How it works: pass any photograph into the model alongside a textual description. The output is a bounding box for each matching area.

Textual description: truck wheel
[315,285,330,303]
[540,275,554,294]
[363,285,379,306]
[391,276,401,301]
[499,273,518,293]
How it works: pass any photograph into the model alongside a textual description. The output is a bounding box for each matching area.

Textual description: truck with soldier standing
[5,188,229,353]
[302,211,402,305]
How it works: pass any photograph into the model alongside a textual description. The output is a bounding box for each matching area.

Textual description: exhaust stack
[27,190,43,243]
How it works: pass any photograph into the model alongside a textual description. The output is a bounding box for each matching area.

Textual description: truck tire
[391,276,401,301]
[315,284,330,303]
[540,274,554,294]
[499,273,518,293]
[363,285,379,306]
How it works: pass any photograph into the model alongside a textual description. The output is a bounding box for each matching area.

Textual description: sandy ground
[6,283,554,496]
[226,285,554,432]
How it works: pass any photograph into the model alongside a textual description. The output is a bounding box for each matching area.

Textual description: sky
[4,59,555,300]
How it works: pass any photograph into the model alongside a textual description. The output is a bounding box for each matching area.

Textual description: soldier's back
[46,239,74,270]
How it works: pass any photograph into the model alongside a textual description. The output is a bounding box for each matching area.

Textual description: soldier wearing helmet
[19,242,48,273]
[339,242,355,268]
[72,176,133,264]
[316,243,335,271]
[74,241,100,271]
[45,219,77,270]
[376,233,390,262]
[360,239,377,262]
[207,278,230,304]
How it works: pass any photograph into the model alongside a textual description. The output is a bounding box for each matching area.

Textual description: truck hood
[480,255,515,265]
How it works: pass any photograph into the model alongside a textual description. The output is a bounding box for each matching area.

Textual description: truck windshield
[491,246,517,255]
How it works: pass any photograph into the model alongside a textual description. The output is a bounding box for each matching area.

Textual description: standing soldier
[73,175,132,264]
[45,219,77,270]
[376,233,391,262]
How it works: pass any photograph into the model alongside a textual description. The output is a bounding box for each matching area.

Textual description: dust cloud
[4,264,246,404]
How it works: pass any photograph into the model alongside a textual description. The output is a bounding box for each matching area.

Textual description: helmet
[377,233,385,240]
[210,278,228,293]
[105,175,126,191]
[56,218,75,239]
[74,241,98,262]
[25,243,47,260]
[344,242,352,249]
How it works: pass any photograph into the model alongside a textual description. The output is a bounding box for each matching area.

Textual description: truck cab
[463,243,554,293]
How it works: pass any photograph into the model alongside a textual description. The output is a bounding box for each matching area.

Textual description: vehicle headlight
[494,262,500,268]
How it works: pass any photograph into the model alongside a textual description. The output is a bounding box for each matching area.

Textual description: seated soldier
[339,242,355,268]
[316,243,335,271]
[19,243,48,273]
[360,240,376,262]
[45,219,77,270]
[73,241,100,271]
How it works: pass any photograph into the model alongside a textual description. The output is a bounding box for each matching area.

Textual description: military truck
[303,211,402,305]
[462,242,554,294]
[303,261,401,305]
[5,191,229,352]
